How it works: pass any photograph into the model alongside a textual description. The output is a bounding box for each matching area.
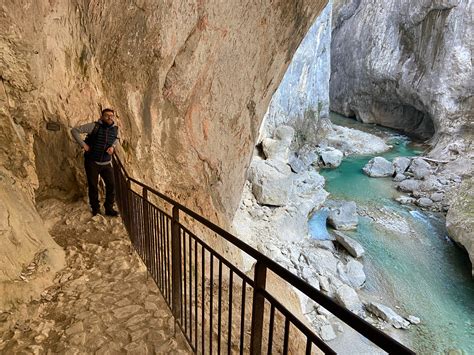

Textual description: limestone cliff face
[330,0,473,149]
[0,0,327,306]
[261,1,332,148]
[81,0,328,225]
[446,178,474,276]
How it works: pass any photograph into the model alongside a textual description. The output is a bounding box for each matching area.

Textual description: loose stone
[392,157,411,175]
[326,200,358,230]
[335,285,363,314]
[407,315,421,324]
[65,321,84,336]
[112,305,142,319]
[363,157,394,177]
[366,302,410,329]
[334,231,365,258]
[320,324,337,341]
[417,197,434,208]
[398,179,420,193]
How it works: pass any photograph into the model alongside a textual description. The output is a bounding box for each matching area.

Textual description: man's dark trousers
[84,158,115,212]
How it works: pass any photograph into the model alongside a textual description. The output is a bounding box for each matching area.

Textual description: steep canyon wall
[330,0,473,148]
[260,1,332,148]
[0,0,328,307]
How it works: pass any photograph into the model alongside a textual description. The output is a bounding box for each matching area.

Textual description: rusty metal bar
[183,227,187,332]
[227,270,233,355]
[171,205,181,322]
[239,279,246,355]
[267,304,275,355]
[194,238,198,350]
[282,318,290,355]
[166,215,172,305]
[142,187,150,270]
[250,261,267,355]
[305,338,312,355]
[217,259,223,354]
[188,232,192,345]
[261,289,336,355]
[201,247,206,354]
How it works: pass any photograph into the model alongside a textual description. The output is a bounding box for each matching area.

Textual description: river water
[309,113,474,354]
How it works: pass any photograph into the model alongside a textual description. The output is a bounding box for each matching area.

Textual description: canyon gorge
[1,0,473,353]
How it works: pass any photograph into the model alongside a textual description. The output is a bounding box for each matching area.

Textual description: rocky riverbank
[232,124,416,349]
[362,153,473,275]
[363,155,461,212]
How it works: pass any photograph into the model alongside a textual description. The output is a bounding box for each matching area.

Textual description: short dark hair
[101,108,114,116]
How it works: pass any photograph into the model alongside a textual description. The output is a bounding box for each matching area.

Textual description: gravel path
[0,199,190,354]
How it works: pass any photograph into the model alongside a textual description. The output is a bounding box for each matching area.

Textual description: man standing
[71,108,120,216]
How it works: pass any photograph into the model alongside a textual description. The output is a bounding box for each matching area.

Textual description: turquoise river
[309,114,474,354]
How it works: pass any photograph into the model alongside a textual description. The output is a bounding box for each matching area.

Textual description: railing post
[124,178,131,234]
[250,261,267,355]
[142,187,150,274]
[126,178,134,251]
[171,205,182,325]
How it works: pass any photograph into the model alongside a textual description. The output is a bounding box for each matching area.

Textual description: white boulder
[326,201,358,230]
[334,231,365,258]
[363,157,394,177]
[366,302,410,329]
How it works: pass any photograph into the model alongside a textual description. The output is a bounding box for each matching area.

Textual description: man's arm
[111,127,120,148]
[71,122,96,148]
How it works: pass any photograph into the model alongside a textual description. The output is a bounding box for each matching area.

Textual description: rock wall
[330,0,473,148]
[81,0,328,225]
[446,178,474,276]
[1,0,328,306]
[261,1,332,149]
[0,171,65,308]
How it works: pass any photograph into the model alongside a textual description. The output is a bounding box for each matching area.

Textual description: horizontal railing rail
[112,154,414,354]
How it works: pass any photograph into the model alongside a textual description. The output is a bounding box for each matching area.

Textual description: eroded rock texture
[0,0,327,306]
[446,178,474,276]
[261,1,332,148]
[330,0,473,147]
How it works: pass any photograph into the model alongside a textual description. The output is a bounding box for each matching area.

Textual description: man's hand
[83,144,90,152]
[106,147,115,155]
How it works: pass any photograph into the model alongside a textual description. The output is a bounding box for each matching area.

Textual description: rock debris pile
[362,156,462,213]
[233,125,417,349]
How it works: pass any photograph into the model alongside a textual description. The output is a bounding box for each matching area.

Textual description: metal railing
[112,155,414,354]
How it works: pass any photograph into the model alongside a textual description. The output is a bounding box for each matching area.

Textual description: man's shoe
[105,209,119,217]
[92,208,101,216]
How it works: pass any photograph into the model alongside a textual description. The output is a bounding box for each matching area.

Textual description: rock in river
[416,197,433,208]
[407,315,421,325]
[392,157,411,175]
[366,302,410,329]
[398,179,420,193]
[326,200,358,230]
[393,173,406,182]
[408,158,432,179]
[318,147,343,168]
[446,178,474,276]
[333,231,365,258]
[363,157,394,177]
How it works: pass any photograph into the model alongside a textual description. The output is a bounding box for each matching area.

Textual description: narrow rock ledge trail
[0,199,191,354]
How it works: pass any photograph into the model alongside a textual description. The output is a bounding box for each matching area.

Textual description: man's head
[101,108,115,125]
